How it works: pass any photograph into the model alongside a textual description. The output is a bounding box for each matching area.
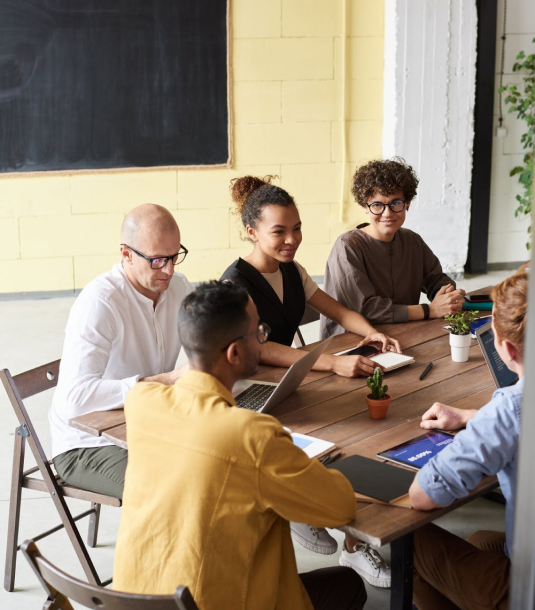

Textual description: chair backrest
[1,361,61,471]
[293,304,321,348]
[10,360,61,400]
[22,540,199,610]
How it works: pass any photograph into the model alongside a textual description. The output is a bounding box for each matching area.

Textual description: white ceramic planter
[449,333,471,362]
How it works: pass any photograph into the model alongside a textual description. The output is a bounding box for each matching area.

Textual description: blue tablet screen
[378,432,454,469]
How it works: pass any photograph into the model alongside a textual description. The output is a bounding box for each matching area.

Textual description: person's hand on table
[429,284,466,317]
[357,332,401,354]
[331,354,383,378]
[420,402,477,431]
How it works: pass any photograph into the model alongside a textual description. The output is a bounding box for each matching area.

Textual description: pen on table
[419,362,433,381]
[322,452,342,466]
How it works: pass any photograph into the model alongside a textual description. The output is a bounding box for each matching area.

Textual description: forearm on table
[259,342,309,368]
[409,477,441,511]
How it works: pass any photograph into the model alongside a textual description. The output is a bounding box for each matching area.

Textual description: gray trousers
[53,445,128,500]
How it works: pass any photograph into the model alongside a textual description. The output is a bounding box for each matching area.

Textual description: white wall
[488,0,535,264]
[382,0,477,275]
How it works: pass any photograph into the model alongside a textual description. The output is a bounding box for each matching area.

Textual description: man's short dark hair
[178,280,250,367]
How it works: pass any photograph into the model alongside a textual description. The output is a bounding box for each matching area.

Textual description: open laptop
[475,320,518,388]
[232,337,332,413]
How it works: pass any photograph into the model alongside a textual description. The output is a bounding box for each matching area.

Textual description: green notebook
[463,301,492,311]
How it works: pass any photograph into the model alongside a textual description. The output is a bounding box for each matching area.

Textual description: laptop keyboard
[236,383,276,411]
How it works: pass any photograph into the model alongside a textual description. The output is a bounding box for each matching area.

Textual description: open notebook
[335,346,414,372]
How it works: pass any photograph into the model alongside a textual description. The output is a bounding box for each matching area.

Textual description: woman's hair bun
[230,175,276,213]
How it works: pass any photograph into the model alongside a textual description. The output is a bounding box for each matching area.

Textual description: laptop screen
[476,321,518,388]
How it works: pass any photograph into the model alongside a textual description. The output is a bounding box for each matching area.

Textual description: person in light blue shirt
[409,272,528,610]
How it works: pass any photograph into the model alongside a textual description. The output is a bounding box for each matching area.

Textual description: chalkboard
[0,0,230,173]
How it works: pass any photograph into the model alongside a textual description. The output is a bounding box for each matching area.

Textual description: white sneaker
[339,542,391,588]
[290,522,338,555]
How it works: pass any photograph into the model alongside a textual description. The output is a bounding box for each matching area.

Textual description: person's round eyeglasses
[121,243,188,269]
[221,322,271,352]
[366,199,407,215]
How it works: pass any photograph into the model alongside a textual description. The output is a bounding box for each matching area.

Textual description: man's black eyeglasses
[221,322,271,352]
[121,244,188,269]
[366,199,407,215]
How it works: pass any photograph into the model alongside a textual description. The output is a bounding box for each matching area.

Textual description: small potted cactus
[444,310,479,362]
[365,367,392,419]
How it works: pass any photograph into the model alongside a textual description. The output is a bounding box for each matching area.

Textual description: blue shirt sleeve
[417,389,519,506]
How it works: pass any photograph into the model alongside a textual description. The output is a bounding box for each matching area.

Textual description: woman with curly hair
[321,158,466,338]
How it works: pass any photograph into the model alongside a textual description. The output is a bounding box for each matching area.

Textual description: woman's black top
[220,258,306,347]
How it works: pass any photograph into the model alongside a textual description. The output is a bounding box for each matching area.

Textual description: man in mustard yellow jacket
[113,281,366,610]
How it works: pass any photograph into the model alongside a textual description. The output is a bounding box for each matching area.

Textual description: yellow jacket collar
[177,369,236,406]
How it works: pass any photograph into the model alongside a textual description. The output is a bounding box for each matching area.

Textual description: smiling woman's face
[363,189,410,242]
[247,203,302,264]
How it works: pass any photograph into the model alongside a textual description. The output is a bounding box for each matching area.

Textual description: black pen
[419,362,433,381]
[323,452,342,466]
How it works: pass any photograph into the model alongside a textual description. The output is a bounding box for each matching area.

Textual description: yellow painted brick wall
[0,0,383,294]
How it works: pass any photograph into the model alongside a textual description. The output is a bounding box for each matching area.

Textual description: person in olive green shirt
[113,280,366,610]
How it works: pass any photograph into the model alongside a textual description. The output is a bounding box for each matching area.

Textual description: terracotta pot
[365,394,392,420]
[449,333,472,362]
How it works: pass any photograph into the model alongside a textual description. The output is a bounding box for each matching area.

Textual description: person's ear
[405,200,411,212]
[502,340,518,363]
[120,244,133,264]
[224,341,241,367]
[245,225,258,243]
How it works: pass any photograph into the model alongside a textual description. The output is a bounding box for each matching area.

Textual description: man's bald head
[121,204,180,249]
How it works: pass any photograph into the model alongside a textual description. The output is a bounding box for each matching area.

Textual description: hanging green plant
[499,37,535,250]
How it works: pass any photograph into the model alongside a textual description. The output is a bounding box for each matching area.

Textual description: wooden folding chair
[21,540,199,610]
[1,361,121,592]
[293,304,321,348]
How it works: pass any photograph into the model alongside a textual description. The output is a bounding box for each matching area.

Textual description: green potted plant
[444,310,478,362]
[365,367,391,419]
[499,37,535,250]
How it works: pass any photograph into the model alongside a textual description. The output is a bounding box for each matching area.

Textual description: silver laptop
[475,320,518,388]
[232,337,332,413]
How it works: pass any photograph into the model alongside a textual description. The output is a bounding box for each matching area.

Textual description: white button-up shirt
[49,263,193,458]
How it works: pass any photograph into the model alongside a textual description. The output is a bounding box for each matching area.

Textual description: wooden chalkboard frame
[0,0,232,175]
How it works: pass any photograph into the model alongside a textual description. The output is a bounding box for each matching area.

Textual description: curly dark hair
[229,175,295,228]
[351,158,419,207]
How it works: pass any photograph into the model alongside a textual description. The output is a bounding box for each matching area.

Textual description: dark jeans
[300,566,367,610]
[53,445,128,500]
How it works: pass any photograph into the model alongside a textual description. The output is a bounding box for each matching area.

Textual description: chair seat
[22,475,122,507]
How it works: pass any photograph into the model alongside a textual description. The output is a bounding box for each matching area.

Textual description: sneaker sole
[339,557,391,588]
[290,530,337,555]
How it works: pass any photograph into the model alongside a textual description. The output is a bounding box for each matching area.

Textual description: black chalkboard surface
[0,0,230,173]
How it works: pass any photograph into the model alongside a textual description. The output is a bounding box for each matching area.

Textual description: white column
[383,0,478,275]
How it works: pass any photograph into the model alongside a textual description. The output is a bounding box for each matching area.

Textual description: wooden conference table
[70,318,498,610]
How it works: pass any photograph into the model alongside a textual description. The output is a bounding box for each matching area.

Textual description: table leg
[390,532,414,610]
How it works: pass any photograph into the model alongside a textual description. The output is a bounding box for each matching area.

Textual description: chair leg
[87,503,101,548]
[4,432,25,592]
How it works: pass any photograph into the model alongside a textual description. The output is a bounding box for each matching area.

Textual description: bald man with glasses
[49,204,193,499]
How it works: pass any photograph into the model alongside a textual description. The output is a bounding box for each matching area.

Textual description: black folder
[327,455,416,504]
